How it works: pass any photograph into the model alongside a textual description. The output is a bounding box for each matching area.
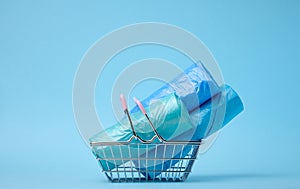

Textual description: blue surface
[1,0,300,188]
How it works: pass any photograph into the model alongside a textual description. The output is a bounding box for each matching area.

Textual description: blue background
[1,0,300,188]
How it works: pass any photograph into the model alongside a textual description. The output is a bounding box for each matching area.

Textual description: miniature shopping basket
[90,124,202,182]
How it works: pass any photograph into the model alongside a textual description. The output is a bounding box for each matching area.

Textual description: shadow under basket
[91,139,201,182]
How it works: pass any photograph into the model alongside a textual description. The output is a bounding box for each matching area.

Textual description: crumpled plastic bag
[90,93,195,171]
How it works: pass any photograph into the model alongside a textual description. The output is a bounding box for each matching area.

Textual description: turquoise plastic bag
[90,93,195,171]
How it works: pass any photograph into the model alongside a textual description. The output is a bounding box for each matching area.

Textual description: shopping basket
[90,123,202,182]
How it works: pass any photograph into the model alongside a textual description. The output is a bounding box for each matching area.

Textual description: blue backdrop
[1,0,300,188]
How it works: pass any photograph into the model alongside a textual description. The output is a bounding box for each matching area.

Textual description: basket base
[105,172,189,182]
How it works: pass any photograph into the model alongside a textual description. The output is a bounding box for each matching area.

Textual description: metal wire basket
[90,124,202,182]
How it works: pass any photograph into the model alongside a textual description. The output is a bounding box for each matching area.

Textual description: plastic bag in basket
[134,85,244,179]
[89,93,196,171]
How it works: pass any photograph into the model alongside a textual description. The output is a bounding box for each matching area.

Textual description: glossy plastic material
[90,93,195,170]
[130,63,220,113]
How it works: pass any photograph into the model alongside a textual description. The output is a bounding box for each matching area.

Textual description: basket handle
[120,94,128,111]
[120,94,151,143]
[120,94,137,137]
[133,97,166,142]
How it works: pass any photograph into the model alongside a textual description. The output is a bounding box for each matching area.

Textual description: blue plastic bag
[134,85,244,179]
[131,63,220,113]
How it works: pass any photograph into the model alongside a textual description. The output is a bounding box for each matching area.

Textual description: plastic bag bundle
[130,63,221,113]
[134,85,244,178]
[90,93,195,170]
[189,85,244,140]
[90,62,244,179]
[90,63,220,170]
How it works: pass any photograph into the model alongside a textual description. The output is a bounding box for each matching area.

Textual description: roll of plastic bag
[90,93,195,171]
[134,85,244,179]
[189,84,244,140]
[131,63,220,113]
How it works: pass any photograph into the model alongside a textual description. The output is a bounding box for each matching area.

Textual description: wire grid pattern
[93,143,200,182]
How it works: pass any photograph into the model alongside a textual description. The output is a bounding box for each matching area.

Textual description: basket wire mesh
[91,129,201,182]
